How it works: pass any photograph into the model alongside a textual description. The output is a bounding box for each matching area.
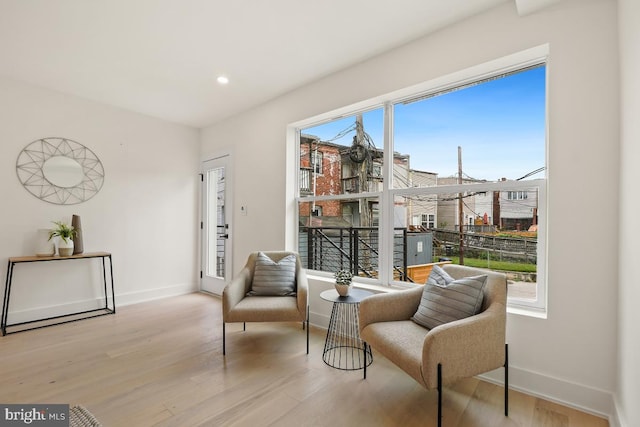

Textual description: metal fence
[298,226,537,279]
[433,229,537,263]
[299,226,410,279]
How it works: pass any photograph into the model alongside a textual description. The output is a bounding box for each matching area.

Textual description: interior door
[201,155,232,295]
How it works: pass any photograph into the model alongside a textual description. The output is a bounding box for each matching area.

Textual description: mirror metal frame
[16,137,105,205]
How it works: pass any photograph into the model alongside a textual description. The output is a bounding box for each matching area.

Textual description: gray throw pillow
[411,265,487,329]
[247,252,297,296]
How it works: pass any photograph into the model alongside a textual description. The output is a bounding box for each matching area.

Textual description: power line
[322,123,356,143]
[516,167,545,180]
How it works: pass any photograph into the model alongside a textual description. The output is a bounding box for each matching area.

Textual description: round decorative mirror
[42,156,85,188]
[16,137,105,205]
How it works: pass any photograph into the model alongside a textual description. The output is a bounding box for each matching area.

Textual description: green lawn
[446,256,537,273]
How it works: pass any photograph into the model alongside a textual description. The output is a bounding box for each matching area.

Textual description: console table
[2,252,115,336]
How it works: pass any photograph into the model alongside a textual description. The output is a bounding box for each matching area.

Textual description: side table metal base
[321,288,373,370]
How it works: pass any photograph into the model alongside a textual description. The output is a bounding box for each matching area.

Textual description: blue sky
[303,66,546,182]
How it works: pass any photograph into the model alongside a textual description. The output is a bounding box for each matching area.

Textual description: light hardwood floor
[0,293,609,427]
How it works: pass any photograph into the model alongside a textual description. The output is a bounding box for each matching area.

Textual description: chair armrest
[421,303,506,389]
[296,268,309,317]
[359,287,423,334]
[222,267,252,320]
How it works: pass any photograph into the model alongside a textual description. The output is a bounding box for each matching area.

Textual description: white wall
[617,0,640,426]
[201,0,620,420]
[0,76,200,321]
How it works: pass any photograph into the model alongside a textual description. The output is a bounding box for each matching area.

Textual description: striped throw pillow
[247,252,297,296]
[411,265,486,329]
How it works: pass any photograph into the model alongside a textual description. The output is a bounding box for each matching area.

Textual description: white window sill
[307,273,548,319]
[507,304,547,319]
[308,274,405,294]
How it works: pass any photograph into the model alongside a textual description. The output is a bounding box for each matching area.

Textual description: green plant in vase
[334,269,353,296]
[48,221,77,257]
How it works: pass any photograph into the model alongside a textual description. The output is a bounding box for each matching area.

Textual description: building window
[311,150,323,175]
[507,191,528,200]
[293,48,547,312]
[421,214,435,229]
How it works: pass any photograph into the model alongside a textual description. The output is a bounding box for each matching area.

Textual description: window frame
[288,45,549,314]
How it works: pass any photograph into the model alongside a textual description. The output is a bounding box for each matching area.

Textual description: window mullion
[380,102,394,284]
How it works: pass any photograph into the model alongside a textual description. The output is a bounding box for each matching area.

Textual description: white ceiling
[0,0,512,128]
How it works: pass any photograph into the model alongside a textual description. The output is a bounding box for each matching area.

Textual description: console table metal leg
[2,261,15,336]
[101,256,108,310]
[105,255,116,313]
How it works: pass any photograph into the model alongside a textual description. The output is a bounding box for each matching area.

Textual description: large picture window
[294,52,547,312]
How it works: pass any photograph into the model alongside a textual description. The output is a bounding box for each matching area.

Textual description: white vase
[58,237,74,257]
[335,282,352,297]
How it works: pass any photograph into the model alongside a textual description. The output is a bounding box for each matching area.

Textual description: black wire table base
[322,293,373,370]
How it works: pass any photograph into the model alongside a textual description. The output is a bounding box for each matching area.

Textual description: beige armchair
[222,251,309,355]
[359,264,508,426]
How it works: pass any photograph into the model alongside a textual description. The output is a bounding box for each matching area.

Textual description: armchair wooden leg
[437,363,442,427]
[243,322,246,331]
[505,343,509,416]
[222,322,226,356]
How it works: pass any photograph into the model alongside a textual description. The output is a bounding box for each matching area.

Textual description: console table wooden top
[9,251,111,263]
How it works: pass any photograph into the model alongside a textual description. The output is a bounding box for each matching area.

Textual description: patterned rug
[70,405,101,427]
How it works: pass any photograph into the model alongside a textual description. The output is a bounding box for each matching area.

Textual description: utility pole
[458,146,465,264]
[354,114,373,275]
[312,140,318,217]
[356,115,371,228]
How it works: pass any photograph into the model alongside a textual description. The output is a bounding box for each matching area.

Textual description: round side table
[320,288,374,370]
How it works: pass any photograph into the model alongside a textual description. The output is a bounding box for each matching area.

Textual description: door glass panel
[206,166,226,279]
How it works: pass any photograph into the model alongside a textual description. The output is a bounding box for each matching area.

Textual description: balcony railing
[342,175,383,193]
[299,226,411,280]
[300,167,313,194]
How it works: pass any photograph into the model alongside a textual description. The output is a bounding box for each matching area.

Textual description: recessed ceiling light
[217,75,229,85]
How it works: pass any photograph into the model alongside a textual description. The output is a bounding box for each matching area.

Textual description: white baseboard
[4,282,198,325]
[610,395,625,427]
[310,311,331,330]
[480,365,614,423]
[6,298,110,325]
[116,282,198,306]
